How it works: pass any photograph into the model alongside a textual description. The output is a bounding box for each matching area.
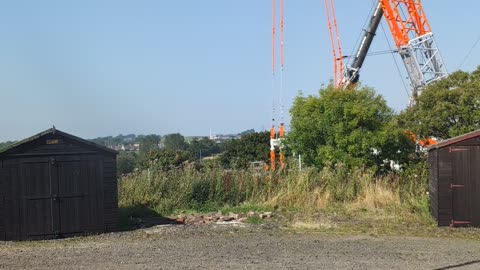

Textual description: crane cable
[341,49,397,59]
[458,34,480,70]
[271,0,276,129]
[280,0,285,127]
[279,0,286,170]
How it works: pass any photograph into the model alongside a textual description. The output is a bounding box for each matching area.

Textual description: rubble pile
[176,211,274,225]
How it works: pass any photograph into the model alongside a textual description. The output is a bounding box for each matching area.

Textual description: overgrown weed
[118,162,441,236]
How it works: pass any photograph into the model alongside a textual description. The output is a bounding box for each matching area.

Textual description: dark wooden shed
[428,129,480,227]
[0,128,118,240]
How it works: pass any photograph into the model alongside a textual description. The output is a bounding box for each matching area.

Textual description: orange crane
[324,0,448,103]
[270,0,286,171]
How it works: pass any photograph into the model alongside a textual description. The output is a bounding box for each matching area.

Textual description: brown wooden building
[0,128,118,240]
[428,130,480,227]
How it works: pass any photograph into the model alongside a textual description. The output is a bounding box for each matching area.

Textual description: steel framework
[380,0,448,102]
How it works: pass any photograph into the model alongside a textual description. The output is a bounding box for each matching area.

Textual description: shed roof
[0,127,118,156]
[428,129,480,151]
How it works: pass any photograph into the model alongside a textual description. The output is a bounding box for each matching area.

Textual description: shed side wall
[470,146,480,226]
[437,148,453,226]
[0,160,5,240]
[103,156,118,232]
[428,150,439,223]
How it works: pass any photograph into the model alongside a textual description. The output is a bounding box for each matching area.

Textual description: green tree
[220,131,270,169]
[288,84,414,171]
[400,68,480,140]
[140,149,193,171]
[163,133,188,151]
[188,137,222,159]
[117,151,137,175]
[139,134,161,155]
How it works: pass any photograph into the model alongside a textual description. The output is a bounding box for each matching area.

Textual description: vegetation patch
[117,162,443,236]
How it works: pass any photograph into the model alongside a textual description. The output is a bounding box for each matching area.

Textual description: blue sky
[1,1,479,141]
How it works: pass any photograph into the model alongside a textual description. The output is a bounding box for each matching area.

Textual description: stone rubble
[176,211,275,225]
[129,211,276,229]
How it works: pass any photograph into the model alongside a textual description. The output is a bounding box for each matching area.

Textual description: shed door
[20,160,56,238]
[6,155,104,239]
[56,157,104,235]
[450,146,480,226]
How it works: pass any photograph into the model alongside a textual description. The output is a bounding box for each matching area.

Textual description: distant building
[209,130,241,142]
[109,143,140,152]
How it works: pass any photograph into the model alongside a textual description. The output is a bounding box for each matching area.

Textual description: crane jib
[344,3,384,88]
[338,0,448,104]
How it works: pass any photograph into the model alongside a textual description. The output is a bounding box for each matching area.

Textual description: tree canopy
[163,133,188,151]
[139,148,193,171]
[117,151,137,175]
[400,68,480,140]
[90,134,138,146]
[188,137,222,158]
[139,134,161,155]
[220,131,270,169]
[287,84,414,171]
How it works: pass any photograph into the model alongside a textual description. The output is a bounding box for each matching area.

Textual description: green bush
[117,151,137,175]
[190,179,212,205]
[288,85,415,172]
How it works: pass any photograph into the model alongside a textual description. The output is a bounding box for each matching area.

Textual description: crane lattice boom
[380,0,448,102]
[324,0,448,103]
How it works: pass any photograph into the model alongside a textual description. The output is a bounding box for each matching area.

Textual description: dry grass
[118,163,434,235]
[351,179,401,210]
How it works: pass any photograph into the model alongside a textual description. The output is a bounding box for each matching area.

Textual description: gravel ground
[1,224,480,270]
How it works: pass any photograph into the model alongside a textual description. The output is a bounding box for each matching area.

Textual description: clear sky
[1,1,479,141]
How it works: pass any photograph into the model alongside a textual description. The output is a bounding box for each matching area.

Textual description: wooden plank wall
[0,160,5,240]
[428,150,439,222]
[103,156,118,232]
[3,160,20,241]
[437,148,453,226]
[470,146,480,226]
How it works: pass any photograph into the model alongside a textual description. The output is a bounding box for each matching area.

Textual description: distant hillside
[239,129,255,136]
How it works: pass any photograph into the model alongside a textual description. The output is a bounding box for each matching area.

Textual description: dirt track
[1,224,480,270]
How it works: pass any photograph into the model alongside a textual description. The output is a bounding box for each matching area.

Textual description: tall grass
[118,162,430,219]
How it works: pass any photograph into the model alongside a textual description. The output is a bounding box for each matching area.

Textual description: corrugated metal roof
[0,127,118,155]
[427,129,480,151]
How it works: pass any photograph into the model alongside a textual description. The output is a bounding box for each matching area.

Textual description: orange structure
[380,0,431,48]
[323,0,345,88]
[270,0,286,171]
[407,132,437,147]
[323,0,447,100]
[379,0,447,101]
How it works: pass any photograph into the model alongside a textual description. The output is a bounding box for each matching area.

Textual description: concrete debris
[176,211,275,226]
